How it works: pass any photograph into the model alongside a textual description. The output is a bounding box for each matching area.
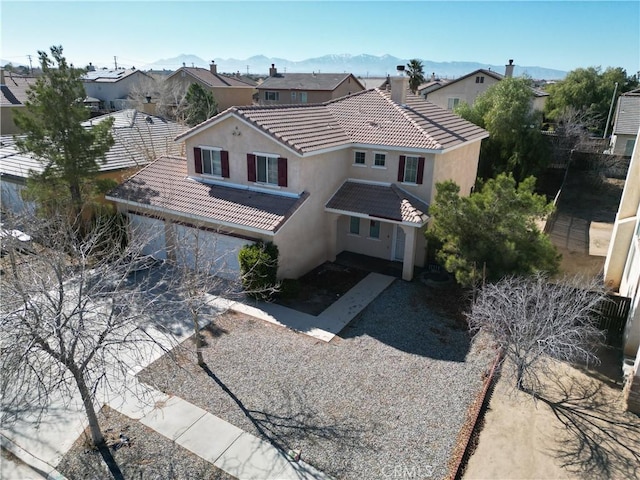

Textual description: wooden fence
[599,294,632,341]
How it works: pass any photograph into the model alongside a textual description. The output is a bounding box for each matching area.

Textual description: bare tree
[467,274,607,393]
[0,212,178,473]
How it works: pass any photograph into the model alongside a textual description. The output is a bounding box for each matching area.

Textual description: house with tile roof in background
[608,88,640,157]
[1,109,186,214]
[256,64,366,105]
[107,75,488,282]
[165,62,257,112]
[0,68,38,135]
[425,60,548,112]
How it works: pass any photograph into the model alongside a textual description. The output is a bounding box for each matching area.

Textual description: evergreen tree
[14,46,114,217]
[183,83,218,127]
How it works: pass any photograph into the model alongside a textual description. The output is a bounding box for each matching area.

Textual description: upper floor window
[369,220,380,239]
[349,216,360,235]
[194,147,229,178]
[354,151,366,165]
[403,156,419,183]
[247,153,288,187]
[397,155,425,184]
[265,91,279,101]
[374,152,386,167]
[291,91,297,101]
[447,98,460,110]
[300,92,308,103]
[475,76,484,84]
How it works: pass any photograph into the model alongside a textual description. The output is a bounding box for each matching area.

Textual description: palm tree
[406,59,426,94]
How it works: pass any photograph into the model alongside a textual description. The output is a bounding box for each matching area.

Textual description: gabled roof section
[258,73,364,91]
[613,93,640,136]
[0,74,38,106]
[428,69,503,94]
[176,89,488,155]
[82,69,149,83]
[1,110,186,179]
[325,180,429,225]
[167,67,257,87]
[107,156,308,233]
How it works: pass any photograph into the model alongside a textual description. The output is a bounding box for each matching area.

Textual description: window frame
[265,91,280,101]
[403,155,419,183]
[369,220,380,239]
[201,147,223,177]
[353,151,366,166]
[291,91,297,101]
[447,97,460,110]
[300,92,308,103]
[373,152,387,168]
[255,154,279,185]
[349,216,360,235]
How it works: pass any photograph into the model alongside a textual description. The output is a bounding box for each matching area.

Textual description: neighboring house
[107,77,488,282]
[0,109,186,213]
[82,68,154,112]
[609,89,640,156]
[165,62,257,112]
[425,60,548,111]
[0,68,38,135]
[604,127,640,413]
[256,64,366,105]
[417,73,450,97]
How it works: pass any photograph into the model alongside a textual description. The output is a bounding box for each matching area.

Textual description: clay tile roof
[325,180,429,224]
[172,67,257,87]
[258,73,361,91]
[0,75,38,106]
[107,156,308,233]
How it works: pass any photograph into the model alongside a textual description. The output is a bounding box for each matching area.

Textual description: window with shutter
[194,147,202,174]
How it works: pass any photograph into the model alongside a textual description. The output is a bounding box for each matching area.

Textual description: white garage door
[128,214,167,260]
[174,224,253,280]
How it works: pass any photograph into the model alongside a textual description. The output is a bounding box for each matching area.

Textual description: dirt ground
[463,355,640,480]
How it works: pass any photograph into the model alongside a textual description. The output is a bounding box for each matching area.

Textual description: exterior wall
[532,95,547,113]
[426,75,500,110]
[210,86,254,110]
[0,106,22,135]
[430,141,482,202]
[331,76,364,99]
[83,71,150,107]
[611,133,637,156]
[258,75,364,105]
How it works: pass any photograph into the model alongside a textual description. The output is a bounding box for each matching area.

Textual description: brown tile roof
[258,73,364,91]
[107,156,308,233]
[170,67,257,87]
[0,75,38,106]
[178,88,488,154]
[325,180,429,224]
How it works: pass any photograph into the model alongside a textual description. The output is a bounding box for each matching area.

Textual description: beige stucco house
[165,63,257,112]
[107,78,488,282]
[608,89,640,157]
[82,68,154,112]
[0,69,38,135]
[425,60,548,112]
[256,64,365,105]
[604,126,640,412]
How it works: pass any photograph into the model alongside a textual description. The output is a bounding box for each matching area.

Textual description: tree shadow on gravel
[536,369,640,479]
[338,281,472,362]
[200,362,364,474]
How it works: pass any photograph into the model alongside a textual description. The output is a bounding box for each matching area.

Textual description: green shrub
[238,242,279,299]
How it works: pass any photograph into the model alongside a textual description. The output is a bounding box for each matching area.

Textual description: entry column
[401,226,416,281]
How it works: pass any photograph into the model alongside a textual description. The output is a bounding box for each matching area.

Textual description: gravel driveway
[139,280,495,479]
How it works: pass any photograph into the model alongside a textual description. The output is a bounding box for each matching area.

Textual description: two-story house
[82,67,154,112]
[425,60,548,112]
[608,89,640,157]
[257,64,365,105]
[107,77,488,281]
[165,62,257,112]
[604,126,640,413]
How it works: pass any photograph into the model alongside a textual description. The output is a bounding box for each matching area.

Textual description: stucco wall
[84,71,150,105]
[431,141,482,202]
[1,106,22,135]
[427,75,500,110]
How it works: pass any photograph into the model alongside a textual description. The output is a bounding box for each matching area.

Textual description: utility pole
[114,56,118,70]
[27,54,33,74]
[603,81,618,139]
[246,65,249,75]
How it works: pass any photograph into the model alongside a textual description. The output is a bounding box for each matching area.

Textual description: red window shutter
[278,157,288,187]
[247,154,256,182]
[417,157,425,184]
[397,155,406,182]
[221,150,230,178]
[194,147,202,174]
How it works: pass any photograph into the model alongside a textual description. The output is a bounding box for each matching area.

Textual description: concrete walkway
[2,272,395,479]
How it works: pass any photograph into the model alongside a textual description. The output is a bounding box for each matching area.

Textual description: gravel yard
[139,280,495,479]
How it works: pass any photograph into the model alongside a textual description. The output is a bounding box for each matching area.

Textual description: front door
[394,225,405,261]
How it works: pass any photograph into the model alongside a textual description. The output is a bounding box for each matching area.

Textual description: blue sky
[1,1,638,75]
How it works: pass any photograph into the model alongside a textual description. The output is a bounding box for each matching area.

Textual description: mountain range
[144,53,567,80]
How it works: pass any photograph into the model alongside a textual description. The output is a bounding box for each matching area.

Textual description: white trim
[252,151,280,159]
[324,206,426,228]
[346,178,392,187]
[199,145,222,151]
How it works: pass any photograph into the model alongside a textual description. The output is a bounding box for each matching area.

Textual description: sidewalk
[1,272,394,479]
